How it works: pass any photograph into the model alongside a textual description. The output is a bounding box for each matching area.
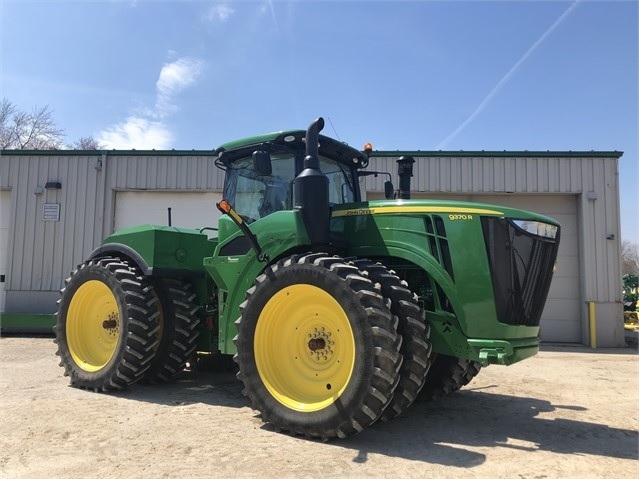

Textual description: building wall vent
[43,203,60,222]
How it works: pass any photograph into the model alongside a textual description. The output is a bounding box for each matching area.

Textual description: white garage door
[370,192,580,342]
[114,191,222,236]
[0,190,11,313]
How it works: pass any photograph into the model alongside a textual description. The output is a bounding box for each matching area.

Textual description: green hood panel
[98,225,216,275]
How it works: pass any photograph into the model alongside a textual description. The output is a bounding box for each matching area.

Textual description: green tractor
[54,117,560,439]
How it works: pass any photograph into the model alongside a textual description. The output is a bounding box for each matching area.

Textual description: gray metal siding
[0,155,103,293]
[0,153,225,312]
[575,158,622,303]
[108,155,222,190]
[366,155,619,195]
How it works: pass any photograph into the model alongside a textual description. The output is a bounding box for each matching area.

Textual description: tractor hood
[331,199,559,226]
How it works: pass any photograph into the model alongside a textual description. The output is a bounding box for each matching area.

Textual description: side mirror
[384,181,394,200]
[252,150,272,176]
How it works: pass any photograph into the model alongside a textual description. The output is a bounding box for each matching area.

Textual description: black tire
[234,253,402,440]
[351,259,432,421]
[142,278,201,383]
[54,257,160,391]
[418,354,481,400]
[461,360,482,387]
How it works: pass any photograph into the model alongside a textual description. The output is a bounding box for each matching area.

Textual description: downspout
[98,151,108,239]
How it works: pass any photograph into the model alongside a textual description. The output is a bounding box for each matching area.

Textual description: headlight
[512,220,558,239]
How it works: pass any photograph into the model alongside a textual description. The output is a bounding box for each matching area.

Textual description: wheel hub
[307,327,334,361]
[102,313,119,336]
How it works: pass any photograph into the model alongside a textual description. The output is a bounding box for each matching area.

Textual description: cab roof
[214,129,369,169]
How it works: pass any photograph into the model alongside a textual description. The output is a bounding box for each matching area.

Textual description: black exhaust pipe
[397,155,415,200]
[294,117,329,245]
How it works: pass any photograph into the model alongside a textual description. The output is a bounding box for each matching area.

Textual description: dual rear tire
[54,257,199,391]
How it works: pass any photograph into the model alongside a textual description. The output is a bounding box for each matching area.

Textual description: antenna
[327,116,341,141]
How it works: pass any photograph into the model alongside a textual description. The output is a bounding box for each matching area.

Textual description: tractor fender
[89,243,207,278]
[88,243,153,275]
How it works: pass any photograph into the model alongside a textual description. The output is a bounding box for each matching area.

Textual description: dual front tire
[234,253,432,439]
[418,354,482,401]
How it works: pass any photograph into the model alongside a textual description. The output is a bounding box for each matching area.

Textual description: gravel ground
[1,337,637,479]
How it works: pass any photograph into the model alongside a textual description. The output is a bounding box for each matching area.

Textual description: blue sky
[1,0,637,242]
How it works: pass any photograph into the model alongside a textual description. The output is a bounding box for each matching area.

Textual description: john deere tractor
[55,118,560,439]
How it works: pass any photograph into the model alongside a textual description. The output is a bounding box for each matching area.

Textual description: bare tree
[622,240,639,276]
[0,98,17,148]
[0,98,65,149]
[71,136,105,150]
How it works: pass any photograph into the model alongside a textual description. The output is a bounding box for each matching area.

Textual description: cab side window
[223,154,296,223]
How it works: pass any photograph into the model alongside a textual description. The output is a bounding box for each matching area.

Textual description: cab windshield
[223,152,357,223]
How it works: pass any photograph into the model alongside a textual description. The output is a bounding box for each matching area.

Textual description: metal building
[0,149,625,347]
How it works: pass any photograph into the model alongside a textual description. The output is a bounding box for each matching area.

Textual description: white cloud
[205,4,235,23]
[156,58,204,117]
[97,56,204,150]
[98,116,173,150]
[156,58,203,97]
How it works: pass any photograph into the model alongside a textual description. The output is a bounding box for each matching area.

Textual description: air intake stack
[397,155,415,200]
[294,117,330,245]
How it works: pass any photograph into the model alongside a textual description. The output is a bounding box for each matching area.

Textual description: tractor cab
[214,129,367,224]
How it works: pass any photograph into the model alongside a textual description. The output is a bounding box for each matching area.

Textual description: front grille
[481,217,560,327]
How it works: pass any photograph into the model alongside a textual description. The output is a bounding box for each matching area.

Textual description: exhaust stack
[294,117,330,245]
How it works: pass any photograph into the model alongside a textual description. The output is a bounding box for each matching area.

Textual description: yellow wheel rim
[254,284,355,412]
[66,280,120,372]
